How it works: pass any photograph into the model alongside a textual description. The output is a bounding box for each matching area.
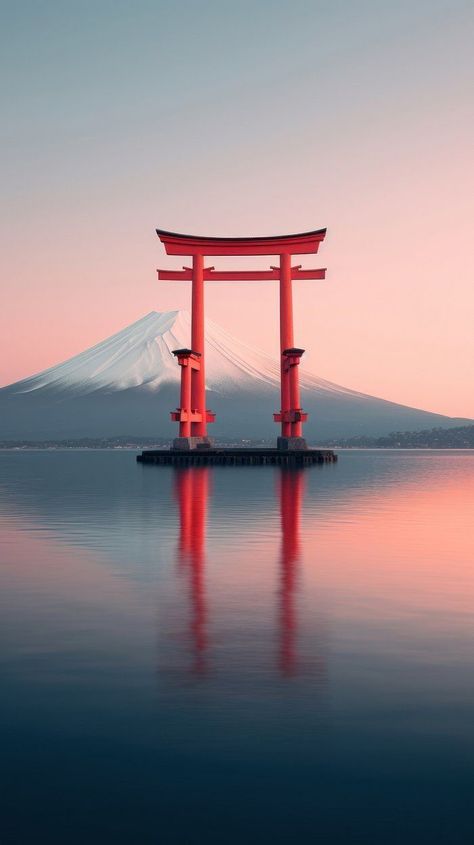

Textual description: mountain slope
[0,310,470,440]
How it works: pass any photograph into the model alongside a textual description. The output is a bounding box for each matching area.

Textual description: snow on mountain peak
[6,309,359,399]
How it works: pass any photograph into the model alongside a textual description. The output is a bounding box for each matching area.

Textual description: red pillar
[171,350,200,437]
[191,254,206,437]
[179,358,192,438]
[279,253,293,438]
[289,355,302,438]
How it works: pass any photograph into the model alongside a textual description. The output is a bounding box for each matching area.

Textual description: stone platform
[136,448,337,467]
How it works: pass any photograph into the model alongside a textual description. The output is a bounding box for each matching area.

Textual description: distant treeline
[1,426,473,450]
[320,425,474,449]
[0,436,168,449]
[0,435,271,449]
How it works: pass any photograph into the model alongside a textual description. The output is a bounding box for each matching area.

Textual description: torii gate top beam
[156,228,326,256]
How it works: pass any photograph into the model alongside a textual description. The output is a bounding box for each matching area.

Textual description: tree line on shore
[319,425,474,449]
[0,425,473,450]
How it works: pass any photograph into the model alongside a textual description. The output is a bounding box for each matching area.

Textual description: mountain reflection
[173,466,308,677]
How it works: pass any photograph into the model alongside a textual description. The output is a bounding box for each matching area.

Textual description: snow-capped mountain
[6,310,357,397]
[0,310,470,440]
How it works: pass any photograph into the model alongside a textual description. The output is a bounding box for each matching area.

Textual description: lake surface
[1,450,473,844]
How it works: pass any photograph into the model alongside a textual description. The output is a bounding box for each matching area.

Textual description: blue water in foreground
[1,450,473,844]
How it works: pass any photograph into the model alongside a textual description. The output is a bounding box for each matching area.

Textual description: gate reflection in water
[174,468,209,674]
[2,451,473,845]
[172,466,319,678]
[278,469,303,676]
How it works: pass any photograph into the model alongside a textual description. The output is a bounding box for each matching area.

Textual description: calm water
[1,450,473,844]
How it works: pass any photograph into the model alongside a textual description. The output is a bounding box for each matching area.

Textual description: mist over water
[1,451,473,843]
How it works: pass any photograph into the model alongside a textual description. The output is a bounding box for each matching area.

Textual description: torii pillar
[156,228,327,450]
[276,252,307,449]
[168,252,215,450]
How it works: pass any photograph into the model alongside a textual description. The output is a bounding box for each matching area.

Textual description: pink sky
[1,2,473,418]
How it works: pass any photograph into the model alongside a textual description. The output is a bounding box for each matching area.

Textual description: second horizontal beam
[157,267,326,281]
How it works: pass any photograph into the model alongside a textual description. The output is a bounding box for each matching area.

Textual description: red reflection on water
[278,469,305,676]
[174,466,313,677]
[174,468,210,674]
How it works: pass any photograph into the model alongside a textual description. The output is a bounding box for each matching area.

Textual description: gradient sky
[1,0,473,417]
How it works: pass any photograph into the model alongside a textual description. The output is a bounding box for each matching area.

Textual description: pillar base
[173,436,213,451]
[277,436,308,451]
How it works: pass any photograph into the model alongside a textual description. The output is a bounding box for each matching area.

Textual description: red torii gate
[156,228,327,450]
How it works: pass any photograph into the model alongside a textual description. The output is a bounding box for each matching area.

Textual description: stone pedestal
[277,436,308,451]
[173,436,213,451]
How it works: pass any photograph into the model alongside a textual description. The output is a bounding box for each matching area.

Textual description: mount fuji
[0,310,469,441]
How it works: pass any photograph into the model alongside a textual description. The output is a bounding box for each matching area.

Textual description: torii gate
[156,228,327,450]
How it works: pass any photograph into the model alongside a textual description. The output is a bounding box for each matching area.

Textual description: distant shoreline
[0,424,473,452]
[1,447,473,453]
